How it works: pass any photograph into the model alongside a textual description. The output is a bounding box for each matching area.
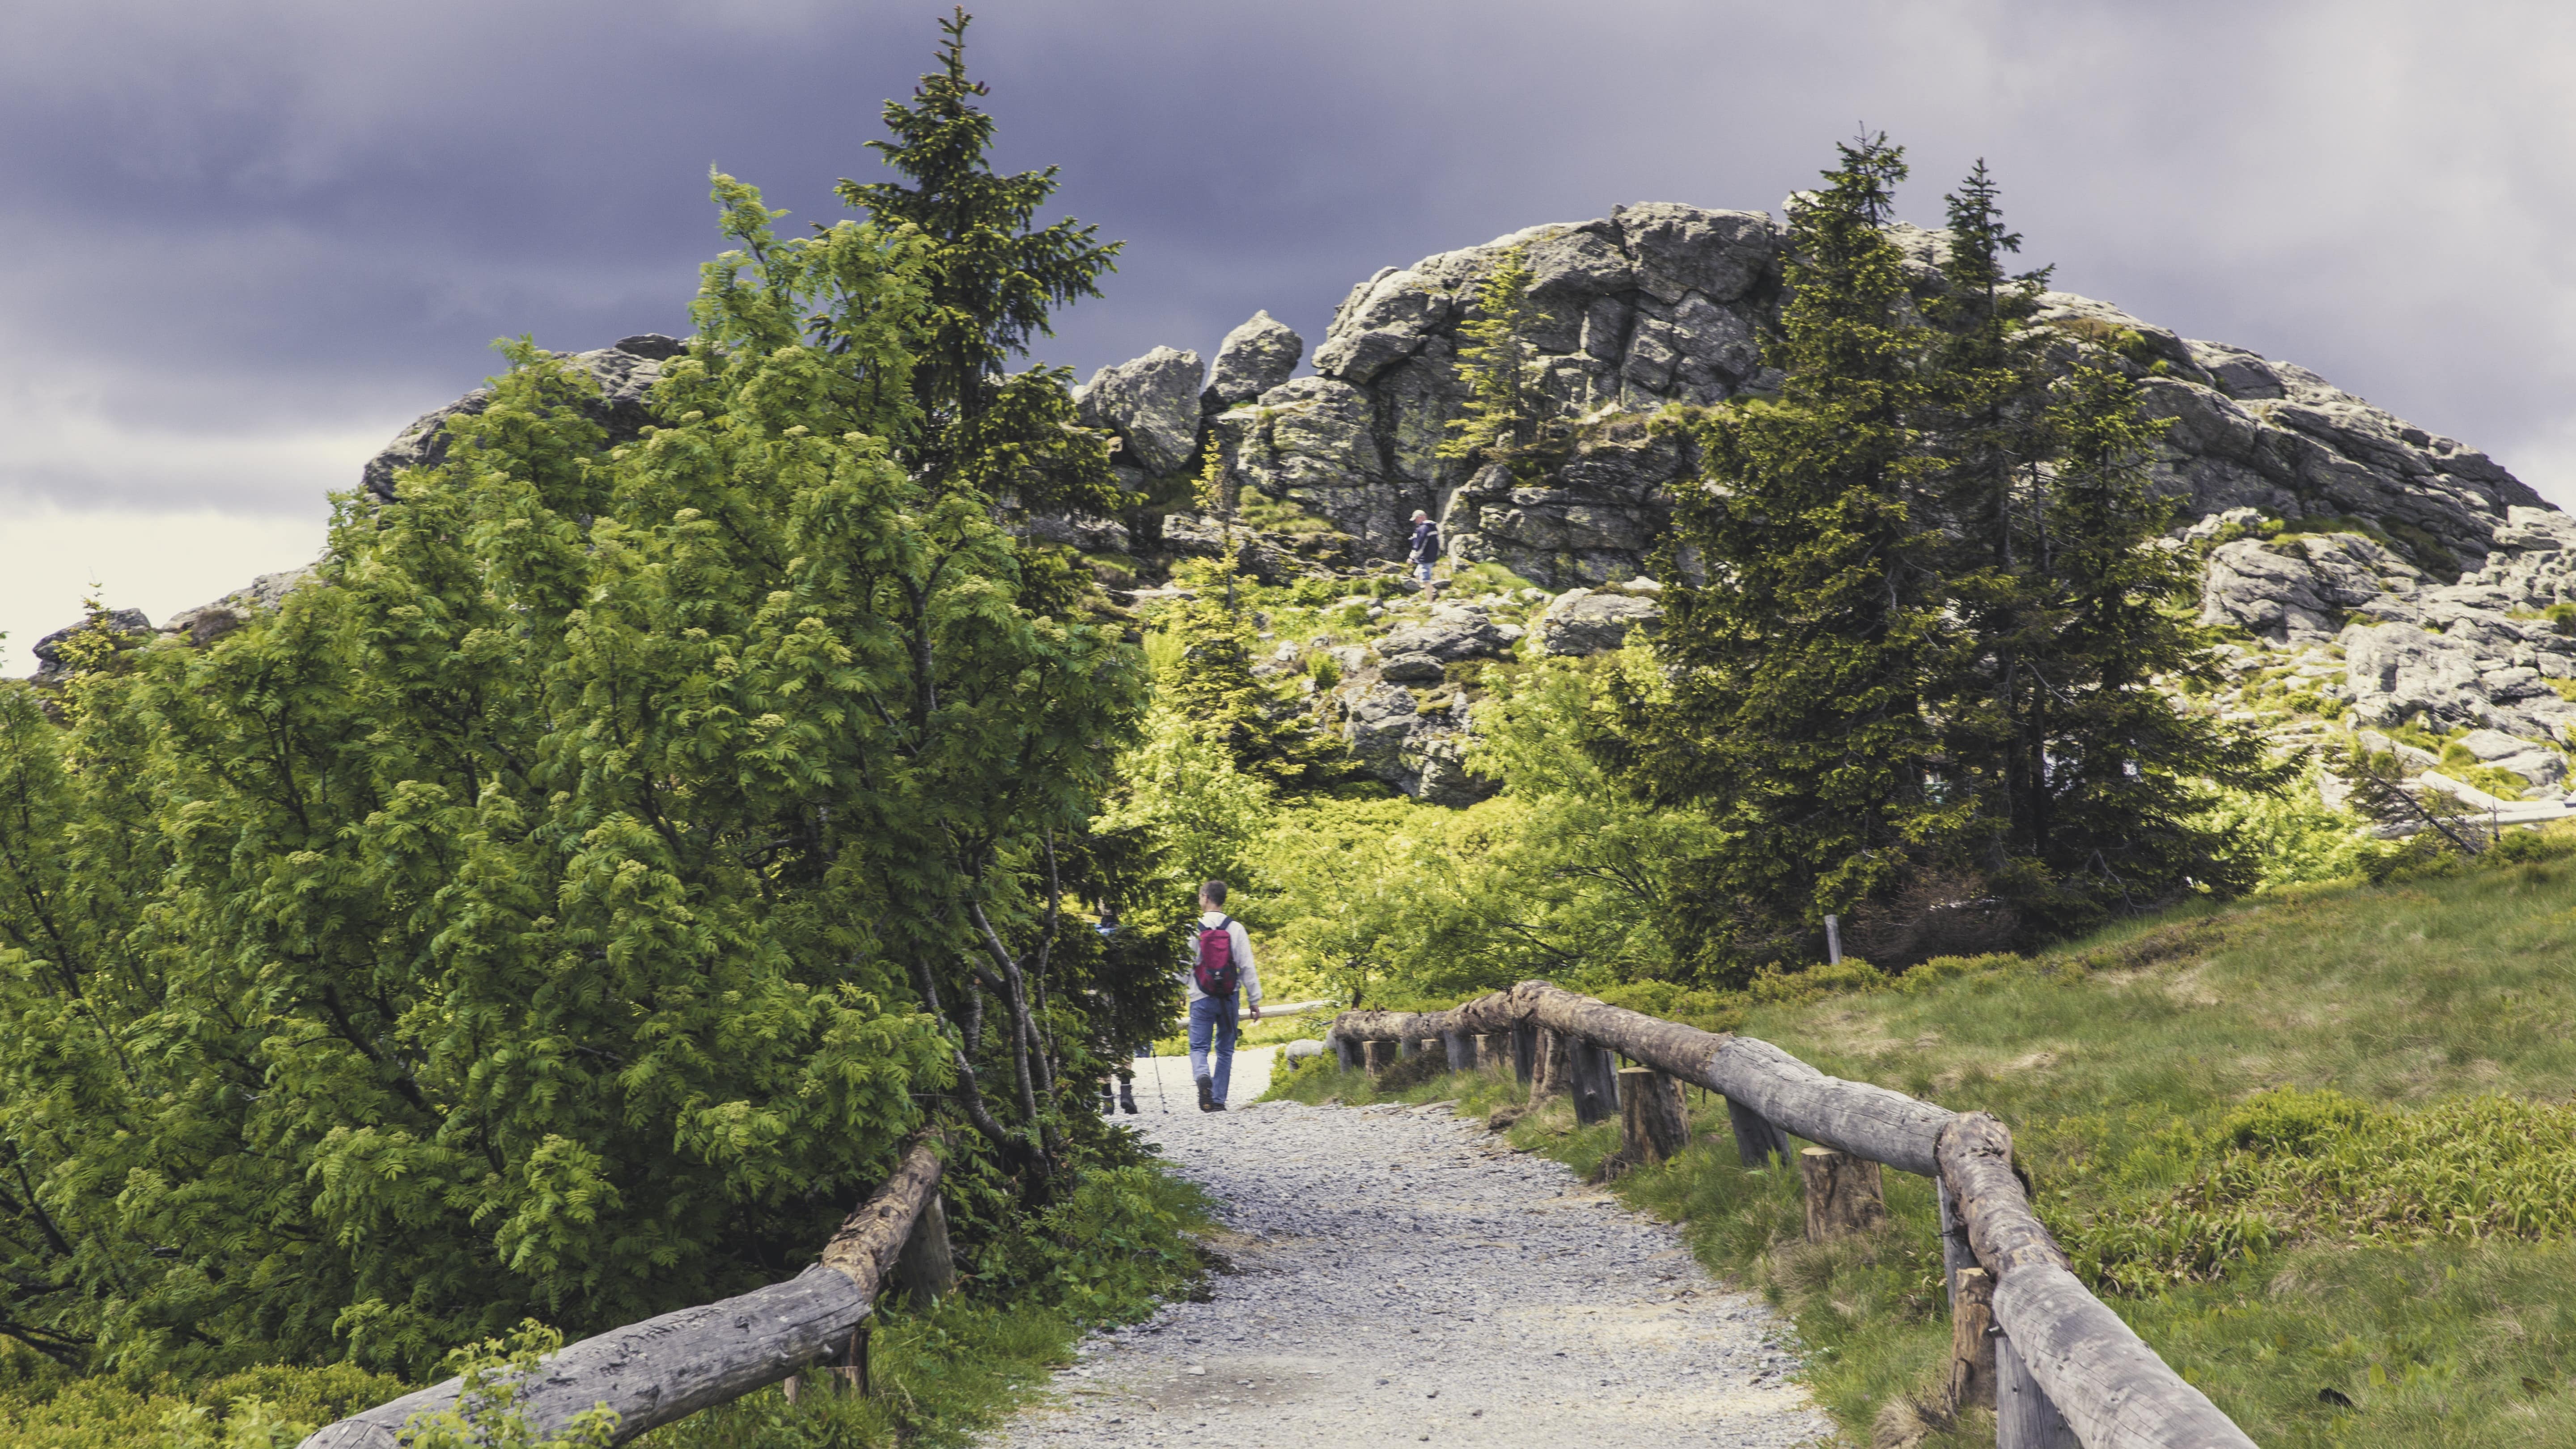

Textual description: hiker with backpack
[1186,879,1262,1112]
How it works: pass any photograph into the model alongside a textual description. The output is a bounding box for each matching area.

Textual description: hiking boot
[1118,1082,1139,1114]
[1208,1100,1226,1112]
[1195,1076,1215,1113]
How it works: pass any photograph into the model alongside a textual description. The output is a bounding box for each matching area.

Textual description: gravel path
[984,1067,1827,1449]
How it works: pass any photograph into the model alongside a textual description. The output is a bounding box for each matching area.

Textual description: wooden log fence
[301,1138,951,1448]
[1326,981,2258,1449]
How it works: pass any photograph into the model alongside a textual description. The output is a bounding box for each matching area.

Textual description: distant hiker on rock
[1187,880,1261,1112]
[1408,509,1442,597]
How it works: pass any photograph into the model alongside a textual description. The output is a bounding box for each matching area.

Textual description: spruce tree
[1602,136,1968,971]
[836,7,1124,521]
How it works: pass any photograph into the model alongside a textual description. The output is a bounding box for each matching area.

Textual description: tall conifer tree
[1604,136,1970,970]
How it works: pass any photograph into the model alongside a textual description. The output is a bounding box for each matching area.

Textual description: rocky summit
[43,203,2576,818]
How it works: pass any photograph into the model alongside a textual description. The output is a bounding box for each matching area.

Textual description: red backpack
[1193,915,1240,996]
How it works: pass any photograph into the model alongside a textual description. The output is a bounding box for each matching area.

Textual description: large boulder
[1534,587,1661,656]
[30,608,152,677]
[2197,534,2418,643]
[361,335,680,501]
[1075,346,1205,477]
[1375,604,1522,664]
[1341,682,1421,784]
[1205,311,1303,409]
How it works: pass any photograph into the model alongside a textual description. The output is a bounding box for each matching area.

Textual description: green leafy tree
[1601,135,1969,974]
[1439,245,1542,474]
[0,122,1148,1383]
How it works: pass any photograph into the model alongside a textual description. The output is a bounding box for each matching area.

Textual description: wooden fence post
[1936,1177,1976,1312]
[892,1194,954,1304]
[1569,1038,1615,1124]
[1532,1028,1571,1100]
[1799,1147,1887,1242]
[1615,1068,1689,1164]
[1470,1033,1500,1072]
[1444,1029,1474,1072]
[1996,1330,2079,1448]
[1334,1033,1361,1072]
[1725,1097,1792,1169]
[1362,1039,1391,1072]
[1947,1267,1996,1413]
[1395,1035,1415,1059]
[1511,1022,1536,1085]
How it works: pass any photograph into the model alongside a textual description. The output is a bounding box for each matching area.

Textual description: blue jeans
[1187,994,1240,1103]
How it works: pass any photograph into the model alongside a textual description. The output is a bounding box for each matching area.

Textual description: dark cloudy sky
[4,0,2571,668]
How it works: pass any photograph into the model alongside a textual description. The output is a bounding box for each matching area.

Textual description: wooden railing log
[301,1139,945,1449]
[1939,1114,2255,1449]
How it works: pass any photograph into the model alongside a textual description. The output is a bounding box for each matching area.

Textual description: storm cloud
[5,0,2573,662]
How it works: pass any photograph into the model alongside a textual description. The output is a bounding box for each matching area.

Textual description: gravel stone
[980,1058,1827,1449]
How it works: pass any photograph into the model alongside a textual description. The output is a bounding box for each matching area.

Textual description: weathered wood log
[1616,1068,1689,1164]
[1362,1039,1392,1072]
[1503,982,1955,1175]
[1443,1030,1473,1072]
[1568,1038,1616,1125]
[1511,1022,1536,1084]
[1726,1097,1792,1169]
[301,1139,946,1449]
[1996,1329,2078,1449]
[1940,1113,2256,1449]
[1799,1147,1887,1242]
[1947,1267,1997,1413]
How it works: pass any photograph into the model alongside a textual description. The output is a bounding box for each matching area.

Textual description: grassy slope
[1267,863,2576,1447]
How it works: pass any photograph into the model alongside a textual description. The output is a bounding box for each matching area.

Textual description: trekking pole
[1150,1046,1167,1113]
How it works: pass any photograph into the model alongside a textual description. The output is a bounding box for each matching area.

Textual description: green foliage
[0,1355,404,1449]
[1603,138,2277,976]
[1135,598,1345,790]
[0,42,1154,1381]
[1438,246,1542,474]
[397,1323,617,1449]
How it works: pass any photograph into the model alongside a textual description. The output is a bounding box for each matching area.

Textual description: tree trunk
[1616,1068,1689,1164]
[302,1138,946,1449]
[1799,1147,1887,1242]
[1726,1097,1792,1169]
[1947,1267,1996,1413]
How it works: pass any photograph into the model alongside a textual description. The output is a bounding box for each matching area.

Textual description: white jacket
[1184,911,1261,1006]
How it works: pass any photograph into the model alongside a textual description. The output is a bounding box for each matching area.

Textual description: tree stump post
[1799,1147,1887,1242]
[1615,1068,1689,1164]
[1946,1267,1996,1413]
[1511,1022,1536,1085]
[1444,1029,1474,1072]
[1726,1097,1792,1169]
[1395,1035,1416,1059]
[1569,1038,1615,1124]
[1470,1033,1500,1072]
[1334,1033,1361,1072]
[1362,1039,1392,1072]
[1996,1330,2078,1449]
